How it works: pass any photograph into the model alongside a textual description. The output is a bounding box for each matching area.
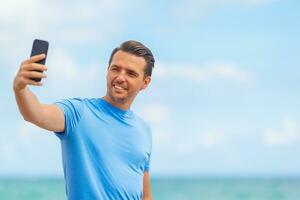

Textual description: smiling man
[13,40,155,200]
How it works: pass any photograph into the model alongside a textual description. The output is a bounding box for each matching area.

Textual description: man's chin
[110,93,127,103]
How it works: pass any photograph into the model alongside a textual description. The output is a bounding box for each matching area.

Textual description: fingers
[22,54,46,65]
[13,76,43,91]
[21,71,47,79]
[14,55,48,91]
[23,77,44,86]
[16,70,46,88]
[21,63,48,72]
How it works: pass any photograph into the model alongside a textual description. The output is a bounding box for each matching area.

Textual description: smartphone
[30,39,49,82]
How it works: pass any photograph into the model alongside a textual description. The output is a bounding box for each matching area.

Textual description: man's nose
[115,71,126,82]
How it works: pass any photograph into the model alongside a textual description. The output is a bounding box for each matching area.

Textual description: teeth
[114,85,125,90]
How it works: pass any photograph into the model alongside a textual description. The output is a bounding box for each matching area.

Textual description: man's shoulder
[57,97,86,103]
[55,97,99,112]
[64,97,99,105]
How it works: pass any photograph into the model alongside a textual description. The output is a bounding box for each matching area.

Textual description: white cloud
[0,0,139,67]
[38,48,106,98]
[0,121,62,176]
[174,140,197,155]
[156,61,253,84]
[0,121,53,161]
[1,144,17,159]
[18,121,41,142]
[172,130,231,156]
[263,117,300,146]
[0,0,129,39]
[137,103,171,151]
[139,103,169,124]
[196,130,229,149]
[171,0,279,21]
[152,130,173,148]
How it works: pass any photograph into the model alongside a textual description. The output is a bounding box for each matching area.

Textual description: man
[13,40,155,200]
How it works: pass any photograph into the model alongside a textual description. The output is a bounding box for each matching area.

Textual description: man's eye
[128,72,137,77]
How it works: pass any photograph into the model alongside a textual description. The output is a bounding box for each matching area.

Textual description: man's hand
[13,54,48,92]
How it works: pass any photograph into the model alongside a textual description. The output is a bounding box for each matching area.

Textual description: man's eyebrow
[110,64,139,75]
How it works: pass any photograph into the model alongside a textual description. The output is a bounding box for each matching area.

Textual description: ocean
[0,177,300,200]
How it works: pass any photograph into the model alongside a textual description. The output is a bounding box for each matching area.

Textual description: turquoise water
[0,177,300,200]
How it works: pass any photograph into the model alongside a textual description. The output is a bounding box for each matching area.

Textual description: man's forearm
[14,87,43,124]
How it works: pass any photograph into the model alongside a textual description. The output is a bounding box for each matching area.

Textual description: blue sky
[1,0,300,177]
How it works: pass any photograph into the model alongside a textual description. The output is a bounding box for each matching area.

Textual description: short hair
[108,40,155,77]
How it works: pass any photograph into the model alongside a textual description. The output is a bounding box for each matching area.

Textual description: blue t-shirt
[54,98,152,200]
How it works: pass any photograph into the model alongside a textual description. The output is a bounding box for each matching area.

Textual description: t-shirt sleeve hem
[53,102,68,139]
[144,167,150,172]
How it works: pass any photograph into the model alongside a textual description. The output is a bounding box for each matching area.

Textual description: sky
[1,0,300,178]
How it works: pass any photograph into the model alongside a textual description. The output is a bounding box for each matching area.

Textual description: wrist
[13,85,27,94]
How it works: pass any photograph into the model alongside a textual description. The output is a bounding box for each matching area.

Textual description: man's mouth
[113,84,127,91]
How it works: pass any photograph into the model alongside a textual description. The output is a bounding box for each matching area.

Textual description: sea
[0,177,299,200]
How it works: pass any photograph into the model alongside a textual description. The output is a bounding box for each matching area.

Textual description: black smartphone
[30,39,49,82]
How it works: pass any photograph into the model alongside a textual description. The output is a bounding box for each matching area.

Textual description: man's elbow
[23,115,35,124]
[23,115,41,126]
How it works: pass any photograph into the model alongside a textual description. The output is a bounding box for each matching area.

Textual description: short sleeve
[144,153,151,172]
[54,98,85,139]
[144,125,152,172]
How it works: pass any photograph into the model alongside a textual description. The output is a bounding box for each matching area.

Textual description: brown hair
[108,40,155,77]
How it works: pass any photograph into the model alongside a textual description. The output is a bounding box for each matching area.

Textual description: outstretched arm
[13,54,65,132]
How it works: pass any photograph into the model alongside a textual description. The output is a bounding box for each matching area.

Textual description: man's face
[106,50,151,105]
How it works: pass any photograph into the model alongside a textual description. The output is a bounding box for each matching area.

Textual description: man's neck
[102,95,131,111]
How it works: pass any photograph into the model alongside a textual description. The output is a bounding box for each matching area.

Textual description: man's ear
[141,76,151,90]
